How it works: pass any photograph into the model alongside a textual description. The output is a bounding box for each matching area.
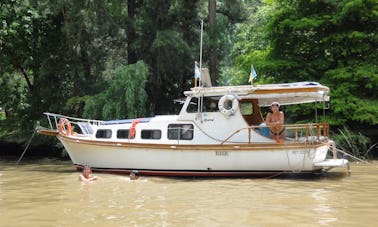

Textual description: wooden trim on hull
[75,165,320,177]
[58,134,328,151]
[38,129,59,136]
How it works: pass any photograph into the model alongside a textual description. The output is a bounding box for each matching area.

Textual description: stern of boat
[312,139,350,174]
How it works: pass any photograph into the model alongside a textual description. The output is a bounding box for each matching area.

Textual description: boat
[38,80,350,176]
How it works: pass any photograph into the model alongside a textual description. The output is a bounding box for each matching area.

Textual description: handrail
[221,123,329,144]
[283,123,329,141]
[43,112,105,130]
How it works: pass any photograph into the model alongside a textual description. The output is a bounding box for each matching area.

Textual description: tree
[232,0,378,129]
[221,0,265,85]
[83,61,149,120]
[208,0,217,84]
[0,0,130,138]
[205,0,247,85]
[0,0,69,127]
[127,0,142,64]
[135,0,200,114]
[267,0,378,127]
[2,0,376,150]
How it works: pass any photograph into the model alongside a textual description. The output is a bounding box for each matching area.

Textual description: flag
[194,63,201,79]
[249,65,257,83]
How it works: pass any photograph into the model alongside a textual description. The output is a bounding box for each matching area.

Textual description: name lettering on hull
[215,151,229,156]
[292,150,306,155]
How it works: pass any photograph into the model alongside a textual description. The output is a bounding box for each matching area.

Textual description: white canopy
[184,81,330,106]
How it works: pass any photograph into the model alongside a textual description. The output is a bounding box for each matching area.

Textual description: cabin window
[117,129,129,139]
[77,122,93,134]
[186,97,198,113]
[96,129,112,139]
[141,130,161,139]
[187,97,219,113]
[203,97,219,112]
[167,124,194,140]
[240,102,253,115]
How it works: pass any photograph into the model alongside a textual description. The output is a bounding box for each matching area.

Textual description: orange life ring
[129,119,140,139]
[58,118,72,136]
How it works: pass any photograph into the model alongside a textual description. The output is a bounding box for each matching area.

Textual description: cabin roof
[184,81,330,106]
[102,115,178,125]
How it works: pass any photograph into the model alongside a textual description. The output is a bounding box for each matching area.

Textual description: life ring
[218,95,239,116]
[58,118,72,136]
[129,118,140,139]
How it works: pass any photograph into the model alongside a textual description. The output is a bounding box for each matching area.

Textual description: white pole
[197,20,204,118]
[199,20,203,87]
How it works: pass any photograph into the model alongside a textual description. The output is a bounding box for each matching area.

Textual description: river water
[1,158,378,227]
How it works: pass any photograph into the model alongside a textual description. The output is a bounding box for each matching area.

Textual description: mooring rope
[322,142,367,163]
[16,126,39,165]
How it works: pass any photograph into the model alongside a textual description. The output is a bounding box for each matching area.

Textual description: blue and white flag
[248,65,257,83]
[194,63,201,79]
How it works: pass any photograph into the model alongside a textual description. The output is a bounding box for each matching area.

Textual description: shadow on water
[26,168,77,174]
[143,171,350,182]
[274,171,349,181]
[1,156,75,174]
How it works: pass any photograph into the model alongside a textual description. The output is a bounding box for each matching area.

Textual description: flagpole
[196,20,204,117]
[250,64,254,86]
[199,20,203,87]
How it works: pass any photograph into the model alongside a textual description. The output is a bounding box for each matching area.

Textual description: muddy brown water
[1,158,377,226]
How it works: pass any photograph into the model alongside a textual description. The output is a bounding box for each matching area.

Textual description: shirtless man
[265,101,287,140]
[79,165,98,182]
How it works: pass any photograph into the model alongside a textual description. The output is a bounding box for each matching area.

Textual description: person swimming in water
[129,170,139,180]
[79,165,98,182]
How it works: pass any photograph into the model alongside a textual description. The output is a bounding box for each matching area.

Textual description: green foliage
[326,65,378,125]
[0,72,28,119]
[0,110,5,120]
[1,0,61,120]
[1,0,377,148]
[332,126,377,160]
[218,67,247,85]
[132,0,201,114]
[231,0,378,131]
[83,61,149,120]
[226,1,276,85]
[63,96,91,118]
[82,93,107,120]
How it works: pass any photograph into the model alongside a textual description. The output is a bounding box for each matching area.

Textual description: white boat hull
[58,135,336,176]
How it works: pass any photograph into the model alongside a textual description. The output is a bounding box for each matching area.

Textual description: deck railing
[221,123,329,144]
[284,123,329,142]
[43,112,104,131]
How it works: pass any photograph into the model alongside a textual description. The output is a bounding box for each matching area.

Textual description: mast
[199,20,203,87]
[197,20,204,117]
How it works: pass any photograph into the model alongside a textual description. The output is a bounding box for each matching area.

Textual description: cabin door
[240,99,264,126]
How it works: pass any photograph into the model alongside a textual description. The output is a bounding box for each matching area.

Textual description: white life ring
[218,95,239,116]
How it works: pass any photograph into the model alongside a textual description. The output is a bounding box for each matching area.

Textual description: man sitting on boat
[265,102,287,141]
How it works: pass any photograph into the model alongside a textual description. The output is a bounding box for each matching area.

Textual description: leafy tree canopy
[1,0,377,147]
[231,0,378,129]
[83,61,149,120]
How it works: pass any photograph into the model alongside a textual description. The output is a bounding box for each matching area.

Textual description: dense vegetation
[1,0,377,155]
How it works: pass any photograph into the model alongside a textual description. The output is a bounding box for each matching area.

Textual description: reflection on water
[1,158,378,226]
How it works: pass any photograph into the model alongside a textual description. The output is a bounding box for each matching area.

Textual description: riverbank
[0,140,67,158]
